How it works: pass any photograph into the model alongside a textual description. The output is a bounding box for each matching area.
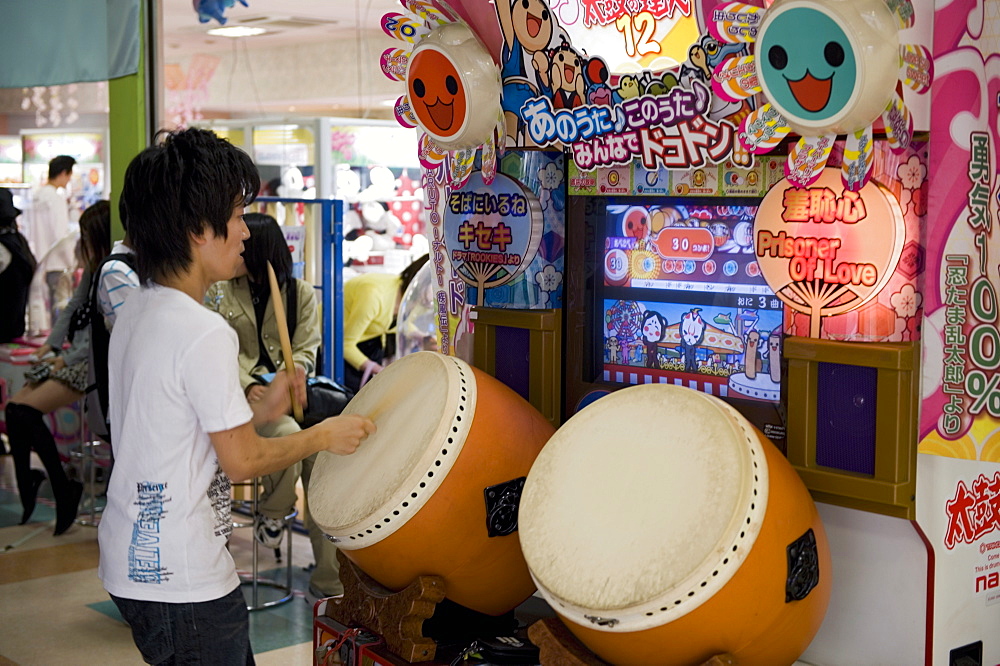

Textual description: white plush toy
[274,166,316,225]
[361,201,403,251]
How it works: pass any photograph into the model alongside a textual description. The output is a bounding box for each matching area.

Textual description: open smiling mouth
[564,65,575,83]
[423,98,455,132]
[526,12,542,38]
[785,71,833,113]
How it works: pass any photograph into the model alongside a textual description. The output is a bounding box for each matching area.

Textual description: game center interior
[2,0,1000,664]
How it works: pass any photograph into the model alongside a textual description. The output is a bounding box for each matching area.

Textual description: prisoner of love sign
[754,168,905,338]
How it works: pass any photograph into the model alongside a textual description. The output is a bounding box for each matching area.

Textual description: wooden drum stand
[322,550,446,662]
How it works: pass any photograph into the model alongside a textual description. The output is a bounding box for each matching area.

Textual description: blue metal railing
[253,197,344,385]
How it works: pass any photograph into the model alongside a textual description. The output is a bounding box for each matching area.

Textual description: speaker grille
[494,326,530,401]
[815,362,877,475]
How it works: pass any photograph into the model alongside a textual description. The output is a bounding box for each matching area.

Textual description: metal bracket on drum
[484,476,526,538]
[786,528,821,602]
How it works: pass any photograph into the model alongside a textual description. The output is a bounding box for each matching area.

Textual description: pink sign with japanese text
[915,0,1000,662]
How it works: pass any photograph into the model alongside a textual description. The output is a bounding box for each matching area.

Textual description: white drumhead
[519,384,768,631]
[308,352,476,549]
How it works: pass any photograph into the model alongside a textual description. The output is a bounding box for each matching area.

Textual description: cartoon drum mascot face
[406,22,501,149]
[754,0,900,136]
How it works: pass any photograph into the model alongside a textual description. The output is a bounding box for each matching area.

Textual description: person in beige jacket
[206,212,341,597]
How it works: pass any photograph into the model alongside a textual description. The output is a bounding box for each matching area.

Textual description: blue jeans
[110,586,254,665]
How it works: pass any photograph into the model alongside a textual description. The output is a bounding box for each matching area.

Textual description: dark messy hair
[48,155,76,181]
[399,254,430,297]
[242,212,291,289]
[121,128,260,284]
[78,200,111,273]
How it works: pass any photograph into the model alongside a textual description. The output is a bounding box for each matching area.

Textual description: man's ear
[190,229,209,247]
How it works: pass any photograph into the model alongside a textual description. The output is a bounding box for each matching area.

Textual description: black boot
[54,480,83,536]
[20,469,47,524]
[5,403,48,523]
[5,402,76,531]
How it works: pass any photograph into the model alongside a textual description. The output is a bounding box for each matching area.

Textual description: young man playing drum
[97,128,375,665]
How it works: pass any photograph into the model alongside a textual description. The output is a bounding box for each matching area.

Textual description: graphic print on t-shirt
[209,463,233,539]
[128,481,174,584]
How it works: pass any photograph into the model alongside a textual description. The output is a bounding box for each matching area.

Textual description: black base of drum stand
[324,550,446,663]
[527,618,739,666]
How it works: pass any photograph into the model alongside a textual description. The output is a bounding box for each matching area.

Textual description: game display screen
[599,200,784,404]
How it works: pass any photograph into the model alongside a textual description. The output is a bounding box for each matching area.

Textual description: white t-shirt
[29,184,70,269]
[98,284,253,603]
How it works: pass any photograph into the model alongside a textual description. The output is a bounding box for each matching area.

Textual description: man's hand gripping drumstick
[260,261,376,456]
[267,261,304,422]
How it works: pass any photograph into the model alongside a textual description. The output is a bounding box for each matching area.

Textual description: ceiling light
[206,26,267,38]
[379,99,397,107]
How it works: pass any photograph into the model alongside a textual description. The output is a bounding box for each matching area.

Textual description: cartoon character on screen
[768,326,782,383]
[607,336,621,365]
[497,0,560,142]
[680,307,706,374]
[744,329,763,380]
[640,311,668,370]
[623,208,650,241]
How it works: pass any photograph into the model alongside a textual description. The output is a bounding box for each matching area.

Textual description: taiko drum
[518,384,831,665]
[309,351,554,616]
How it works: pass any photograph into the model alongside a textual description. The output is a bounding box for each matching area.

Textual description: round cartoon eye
[755,0,899,135]
[542,9,549,20]
[824,41,844,67]
[768,46,788,70]
[521,0,529,7]
[587,59,608,84]
[705,40,720,56]
[446,75,458,95]
[413,78,426,98]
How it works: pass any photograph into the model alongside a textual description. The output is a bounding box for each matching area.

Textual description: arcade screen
[599,199,784,404]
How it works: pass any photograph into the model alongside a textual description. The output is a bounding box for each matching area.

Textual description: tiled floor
[0,449,317,665]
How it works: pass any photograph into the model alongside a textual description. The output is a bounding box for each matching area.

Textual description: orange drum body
[519,385,831,665]
[310,352,554,616]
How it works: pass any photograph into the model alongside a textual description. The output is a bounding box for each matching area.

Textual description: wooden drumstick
[267,261,304,422]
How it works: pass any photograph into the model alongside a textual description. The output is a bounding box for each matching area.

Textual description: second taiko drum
[518,384,832,665]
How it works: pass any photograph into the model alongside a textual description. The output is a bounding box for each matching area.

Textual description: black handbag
[301,376,354,428]
[279,279,356,427]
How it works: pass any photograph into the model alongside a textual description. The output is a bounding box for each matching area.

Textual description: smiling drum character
[408,48,467,141]
[754,0,899,135]
[758,9,856,118]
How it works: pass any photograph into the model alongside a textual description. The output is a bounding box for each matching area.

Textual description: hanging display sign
[0,136,22,164]
[381,0,505,190]
[754,168,905,338]
[443,171,544,306]
[252,126,314,166]
[21,132,103,163]
[495,0,751,170]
